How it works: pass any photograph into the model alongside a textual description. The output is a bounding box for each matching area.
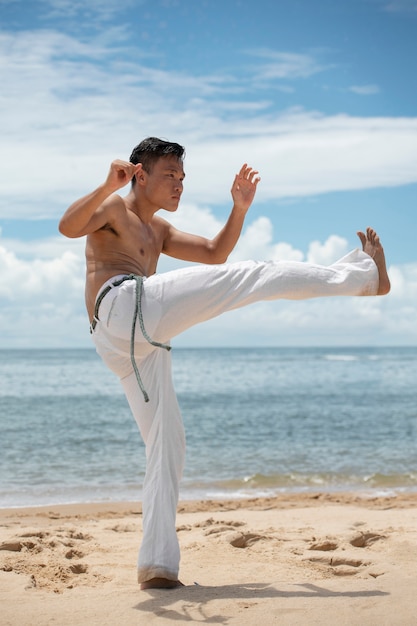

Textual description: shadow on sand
[134,581,389,623]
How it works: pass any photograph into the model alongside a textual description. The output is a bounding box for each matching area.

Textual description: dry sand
[1,493,417,625]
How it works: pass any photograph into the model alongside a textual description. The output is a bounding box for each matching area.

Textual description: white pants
[91,250,378,582]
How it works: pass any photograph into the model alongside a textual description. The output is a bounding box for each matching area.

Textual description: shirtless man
[59,137,390,589]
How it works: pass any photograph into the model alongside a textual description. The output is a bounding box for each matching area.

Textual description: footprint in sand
[19,530,47,538]
[305,532,386,578]
[305,552,372,576]
[190,518,266,547]
[65,529,92,541]
[0,539,42,553]
[0,529,52,553]
[227,531,266,548]
[349,531,386,547]
[65,548,85,559]
[194,517,245,530]
[193,518,246,537]
[308,539,339,552]
[108,523,137,533]
[0,526,108,592]
[68,563,88,574]
[0,541,25,552]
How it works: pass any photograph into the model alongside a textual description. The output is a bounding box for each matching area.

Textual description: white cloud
[0,235,86,346]
[0,206,416,347]
[229,217,305,262]
[0,20,415,349]
[348,84,380,95]
[307,235,349,265]
[163,202,222,239]
[0,239,84,301]
[183,111,417,209]
[1,29,417,220]
[245,49,328,80]
[0,234,84,260]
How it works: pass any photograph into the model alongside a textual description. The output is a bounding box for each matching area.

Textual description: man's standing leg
[121,349,186,586]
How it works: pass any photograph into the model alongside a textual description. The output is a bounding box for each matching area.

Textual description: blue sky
[0,0,416,347]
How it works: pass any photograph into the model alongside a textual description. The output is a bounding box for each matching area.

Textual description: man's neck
[124,188,158,224]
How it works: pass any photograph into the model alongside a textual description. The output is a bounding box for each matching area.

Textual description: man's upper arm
[60,195,120,238]
[81,201,115,235]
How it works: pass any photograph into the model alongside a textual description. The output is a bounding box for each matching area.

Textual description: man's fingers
[237,164,260,183]
[111,160,143,181]
[107,159,143,190]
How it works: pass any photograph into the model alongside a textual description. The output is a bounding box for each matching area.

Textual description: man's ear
[135,167,147,186]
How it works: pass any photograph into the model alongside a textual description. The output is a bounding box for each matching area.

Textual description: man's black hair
[129,137,185,186]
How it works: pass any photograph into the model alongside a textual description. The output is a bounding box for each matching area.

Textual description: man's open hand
[231,164,260,212]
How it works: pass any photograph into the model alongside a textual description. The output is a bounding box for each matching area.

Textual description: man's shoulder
[96,194,129,224]
[152,214,169,225]
[85,194,128,239]
[102,193,126,211]
[151,214,171,234]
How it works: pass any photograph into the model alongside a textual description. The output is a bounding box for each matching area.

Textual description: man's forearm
[59,160,140,238]
[58,183,112,238]
[208,205,247,263]
[207,163,259,262]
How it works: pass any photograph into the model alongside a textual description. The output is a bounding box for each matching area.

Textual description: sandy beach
[1,493,416,625]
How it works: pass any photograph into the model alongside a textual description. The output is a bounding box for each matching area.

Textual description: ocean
[0,347,416,508]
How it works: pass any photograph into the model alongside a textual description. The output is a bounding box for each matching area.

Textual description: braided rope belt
[91,274,170,402]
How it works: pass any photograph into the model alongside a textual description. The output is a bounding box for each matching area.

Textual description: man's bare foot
[357,227,390,295]
[140,577,184,590]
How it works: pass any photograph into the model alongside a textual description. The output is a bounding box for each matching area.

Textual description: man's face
[142,155,185,212]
